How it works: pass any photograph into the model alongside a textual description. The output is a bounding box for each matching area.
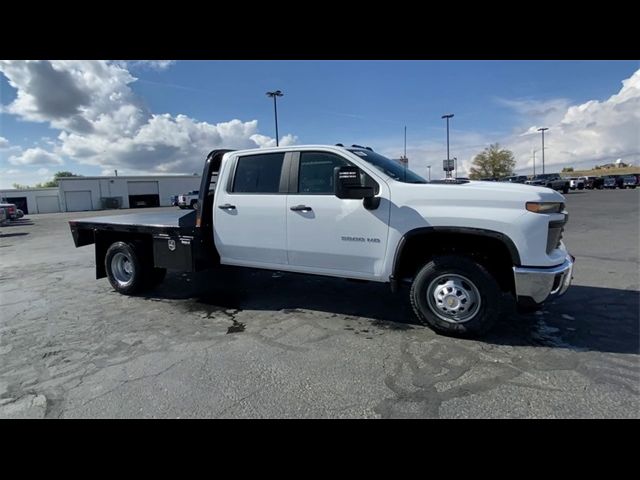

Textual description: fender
[390,226,521,291]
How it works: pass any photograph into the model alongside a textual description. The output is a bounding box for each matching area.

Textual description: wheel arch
[391,227,520,293]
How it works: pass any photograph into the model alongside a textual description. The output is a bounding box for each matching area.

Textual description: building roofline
[57,175,202,181]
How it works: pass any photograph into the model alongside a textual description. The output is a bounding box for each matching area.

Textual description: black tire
[562,185,569,194]
[190,199,199,210]
[105,241,150,295]
[409,255,501,337]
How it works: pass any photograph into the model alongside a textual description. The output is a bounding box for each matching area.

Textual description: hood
[390,179,565,208]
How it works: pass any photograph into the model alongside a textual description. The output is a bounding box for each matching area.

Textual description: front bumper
[513,254,574,304]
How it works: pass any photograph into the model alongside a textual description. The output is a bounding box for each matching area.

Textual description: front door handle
[218,203,236,210]
[290,205,312,212]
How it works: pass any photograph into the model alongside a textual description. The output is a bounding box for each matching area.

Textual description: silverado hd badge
[168,239,176,251]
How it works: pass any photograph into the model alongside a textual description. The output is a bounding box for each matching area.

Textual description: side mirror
[334,166,374,200]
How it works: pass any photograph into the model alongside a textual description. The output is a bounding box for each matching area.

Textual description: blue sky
[1,60,639,188]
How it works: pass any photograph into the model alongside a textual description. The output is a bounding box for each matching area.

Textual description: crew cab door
[213,151,288,267]
[285,151,391,279]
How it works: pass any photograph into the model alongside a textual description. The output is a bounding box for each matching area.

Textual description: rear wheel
[562,185,569,194]
[410,255,501,337]
[190,199,199,210]
[105,241,151,295]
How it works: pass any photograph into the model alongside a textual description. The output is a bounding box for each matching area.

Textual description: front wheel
[409,255,501,337]
[562,185,569,194]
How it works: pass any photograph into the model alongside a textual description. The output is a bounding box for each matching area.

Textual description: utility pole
[538,127,548,174]
[427,165,432,181]
[442,114,454,179]
[266,90,284,146]
[403,126,407,158]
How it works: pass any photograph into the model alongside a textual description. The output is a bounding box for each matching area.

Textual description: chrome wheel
[111,252,134,286]
[427,274,481,323]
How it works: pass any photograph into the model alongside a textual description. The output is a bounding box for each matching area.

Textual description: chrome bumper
[513,254,574,304]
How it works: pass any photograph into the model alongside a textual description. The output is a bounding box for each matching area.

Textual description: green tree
[35,171,81,188]
[562,167,574,172]
[468,144,516,180]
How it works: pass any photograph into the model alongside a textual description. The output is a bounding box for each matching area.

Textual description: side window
[232,153,285,193]
[298,152,349,194]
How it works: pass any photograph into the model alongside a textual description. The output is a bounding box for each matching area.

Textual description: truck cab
[69,145,574,337]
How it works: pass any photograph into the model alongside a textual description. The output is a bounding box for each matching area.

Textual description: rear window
[232,153,285,193]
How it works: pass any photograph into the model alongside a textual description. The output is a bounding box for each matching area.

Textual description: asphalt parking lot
[1,189,638,418]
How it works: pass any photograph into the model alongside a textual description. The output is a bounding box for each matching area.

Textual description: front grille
[546,219,566,253]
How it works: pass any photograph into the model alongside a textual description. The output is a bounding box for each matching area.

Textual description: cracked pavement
[0,189,638,418]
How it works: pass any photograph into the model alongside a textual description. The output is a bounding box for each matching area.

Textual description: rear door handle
[218,204,236,210]
[290,205,312,212]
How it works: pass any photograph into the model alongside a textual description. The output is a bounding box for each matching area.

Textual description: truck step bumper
[513,254,574,304]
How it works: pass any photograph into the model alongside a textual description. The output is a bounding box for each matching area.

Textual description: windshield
[347,149,427,183]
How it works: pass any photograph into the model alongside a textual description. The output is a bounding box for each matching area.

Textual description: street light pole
[537,127,548,174]
[266,90,283,146]
[442,113,454,179]
[427,165,432,181]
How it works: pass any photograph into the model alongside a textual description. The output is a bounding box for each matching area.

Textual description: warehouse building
[1,175,202,213]
[0,187,62,214]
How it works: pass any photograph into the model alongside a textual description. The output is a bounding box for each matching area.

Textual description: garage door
[128,181,159,195]
[65,191,93,211]
[36,196,61,214]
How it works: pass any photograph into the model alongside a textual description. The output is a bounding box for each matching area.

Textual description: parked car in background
[0,206,7,226]
[568,177,585,190]
[584,176,604,189]
[603,176,619,189]
[177,191,200,209]
[0,202,18,220]
[621,175,637,189]
[526,174,570,194]
[501,175,528,183]
[170,195,178,206]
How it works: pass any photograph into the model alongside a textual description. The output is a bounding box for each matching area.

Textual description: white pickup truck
[69,145,574,337]
[177,190,200,209]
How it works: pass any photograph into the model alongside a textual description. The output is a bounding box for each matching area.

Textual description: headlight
[526,202,565,214]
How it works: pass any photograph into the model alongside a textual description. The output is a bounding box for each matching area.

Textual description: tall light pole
[266,90,283,146]
[442,113,454,178]
[427,165,432,181]
[537,127,548,174]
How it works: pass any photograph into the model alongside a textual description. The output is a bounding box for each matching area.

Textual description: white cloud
[37,167,50,175]
[124,60,176,71]
[0,60,294,176]
[390,69,640,178]
[0,136,9,148]
[503,69,640,173]
[8,147,64,166]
